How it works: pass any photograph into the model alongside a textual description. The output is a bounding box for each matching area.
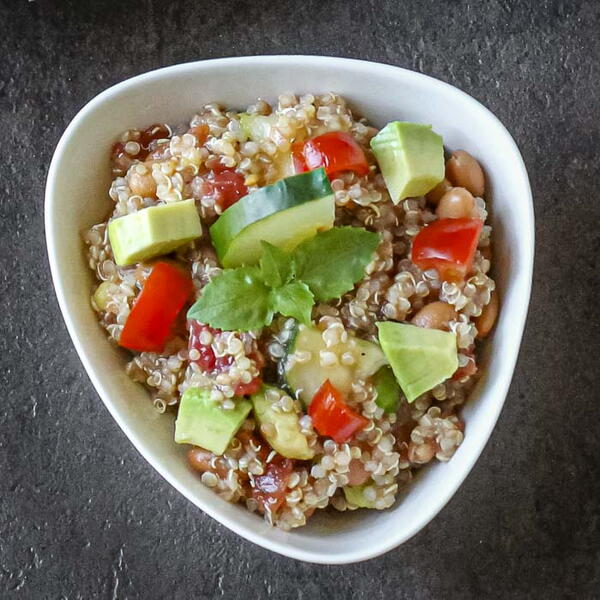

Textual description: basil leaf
[187,267,273,331]
[293,227,380,302]
[259,241,295,288]
[269,281,314,325]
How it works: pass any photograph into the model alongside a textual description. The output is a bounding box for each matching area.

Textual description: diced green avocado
[371,122,444,203]
[174,387,251,455]
[108,199,202,266]
[251,385,314,460]
[209,169,334,268]
[376,321,458,403]
[283,323,388,406]
[344,483,377,508]
[373,366,401,413]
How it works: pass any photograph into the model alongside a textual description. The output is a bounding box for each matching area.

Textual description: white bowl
[45,56,534,564]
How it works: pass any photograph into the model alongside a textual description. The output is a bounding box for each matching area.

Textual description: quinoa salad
[83,93,498,530]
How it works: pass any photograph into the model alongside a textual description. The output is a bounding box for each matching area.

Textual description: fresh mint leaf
[187,266,273,331]
[269,281,314,325]
[293,227,380,302]
[259,241,295,288]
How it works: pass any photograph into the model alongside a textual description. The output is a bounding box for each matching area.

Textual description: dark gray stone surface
[1,0,599,597]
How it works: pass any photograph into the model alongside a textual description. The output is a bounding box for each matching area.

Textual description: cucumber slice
[282,323,388,406]
[210,169,334,268]
[251,385,314,460]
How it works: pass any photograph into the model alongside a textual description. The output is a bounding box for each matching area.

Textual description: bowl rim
[45,55,534,564]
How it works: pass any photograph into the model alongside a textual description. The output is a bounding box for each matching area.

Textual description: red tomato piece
[251,457,294,513]
[208,169,248,211]
[188,321,220,372]
[234,377,263,396]
[308,380,368,443]
[188,322,264,390]
[120,262,193,353]
[139,123,170,149]
[293,132,369,177]
[291,141,308,173]
[411,218,483,282]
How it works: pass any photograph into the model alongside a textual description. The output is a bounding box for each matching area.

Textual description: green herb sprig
[187,227,380,331]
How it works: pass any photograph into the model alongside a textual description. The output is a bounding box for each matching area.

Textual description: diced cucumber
[282,323,388,406]
[239,113,275,142]
[251,385,314,460]
[239,114,294,183]
[344,483,377,508]
[210,169,334,268]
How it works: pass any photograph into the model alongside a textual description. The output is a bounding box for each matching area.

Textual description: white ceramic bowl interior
[45,56,534,564]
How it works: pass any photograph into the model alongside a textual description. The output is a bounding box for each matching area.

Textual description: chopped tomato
[204,169,248,211]
[120,262,193,353]
[234,377,262,396]
[139,123,170,149]
[251,456,294,513]
[308,380,368,443]
[411,218,483,282]
[292,131,369,177]
[188,321,230,372]
[188,321,263,393]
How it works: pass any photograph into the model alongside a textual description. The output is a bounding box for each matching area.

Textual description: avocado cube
[371,122,444,203]
[175,387,251,455]
[376,321,458,403]
[108,199,202,266]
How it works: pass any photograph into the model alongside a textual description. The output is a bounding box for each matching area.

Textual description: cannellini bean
[445,150,485,197]
[426,178,453,205]
[436,187,476,219]
[128,163,157,197]
[411,301,457,330]
[475,291,498,338]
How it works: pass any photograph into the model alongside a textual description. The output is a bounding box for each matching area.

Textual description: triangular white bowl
[45,56,534,564]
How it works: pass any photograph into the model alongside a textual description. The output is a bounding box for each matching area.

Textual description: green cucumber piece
[174,387,251,455]
[344,483,377,508]
[209,169,334,268]
[251,385,314,460]
[239,113,275,141]
[108,199,202,266]
[373,366,401,413]
[283,323,388,406]
[376,321,458,403]
[371,122,444,203]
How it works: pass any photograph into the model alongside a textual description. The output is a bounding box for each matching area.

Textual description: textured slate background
[1,0,599,597]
